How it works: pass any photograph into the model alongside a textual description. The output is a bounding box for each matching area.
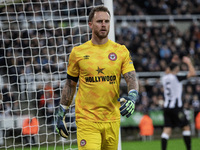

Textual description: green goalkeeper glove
[56,105,69,138]
[118,89,138,118]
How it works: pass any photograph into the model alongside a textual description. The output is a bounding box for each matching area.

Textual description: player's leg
[176,109,191,150]
[101,121,120,150]
[161,127,172,150]
[76,120,101,150]
[161,109,172,150]
[182,125,191,150]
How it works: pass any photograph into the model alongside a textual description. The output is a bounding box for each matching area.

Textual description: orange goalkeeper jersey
[67,40,135,122]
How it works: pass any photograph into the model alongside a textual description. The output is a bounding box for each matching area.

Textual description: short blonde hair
[88,6,110,22]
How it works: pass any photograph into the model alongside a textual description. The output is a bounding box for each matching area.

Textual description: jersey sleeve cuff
[67,73,79,82]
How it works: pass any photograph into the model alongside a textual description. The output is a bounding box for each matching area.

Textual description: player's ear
[88,22,92,29]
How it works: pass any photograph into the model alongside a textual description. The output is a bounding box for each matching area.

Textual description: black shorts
[163,108,189,128]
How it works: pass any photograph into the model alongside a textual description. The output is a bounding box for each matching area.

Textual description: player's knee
[182,125,190,131]
[163,127,172,135]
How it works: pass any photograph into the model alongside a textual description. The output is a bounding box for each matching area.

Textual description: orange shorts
[76,120,120,150]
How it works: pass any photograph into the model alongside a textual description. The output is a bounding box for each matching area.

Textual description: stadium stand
[0,0,200,119]
[0,0,200,149]
[0,0,199,115]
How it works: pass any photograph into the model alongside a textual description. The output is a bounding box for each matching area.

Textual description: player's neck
[91,36,108,45]
[171,70,178,75]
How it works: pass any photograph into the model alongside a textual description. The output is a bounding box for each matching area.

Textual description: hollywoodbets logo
[85,75,116,83]
[85,67,116,84]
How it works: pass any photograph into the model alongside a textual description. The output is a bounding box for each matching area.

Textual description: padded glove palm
[118,90,138,118]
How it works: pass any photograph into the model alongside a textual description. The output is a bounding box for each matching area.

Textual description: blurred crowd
[0,0,199,126]
[116,22,200,72]
[114,0,200,15]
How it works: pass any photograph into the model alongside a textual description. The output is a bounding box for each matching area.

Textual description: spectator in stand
[38,82,55,129]
[2,85,9,102]
[44,82,54,98]
[140,94,150,112]
[24,60,33,74]
[46,96,55,130]
[159,45,172,62]
[6,54,19,85]
[183,93,192,108]
[33,58,42,74]
[149,95,162,111]
[194,84,200,99]
[39,88,52,108]
[136,85,147,112]
[157,94,164,108]
[36,84,43,108]
[12,100,20,116]
[38,82,54,108]
[150,86,162,98]
[191,94,200,118]
[2,84,16,116]
[0,50,5,72]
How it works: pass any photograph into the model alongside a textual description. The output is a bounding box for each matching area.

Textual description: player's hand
[118,90,138,118]
[182,56,191,64]
[56,105,69,138]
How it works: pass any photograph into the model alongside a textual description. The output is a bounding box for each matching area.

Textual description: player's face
[89,11,110,39]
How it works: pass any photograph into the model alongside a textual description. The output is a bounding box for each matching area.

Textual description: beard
[94,29,109,39]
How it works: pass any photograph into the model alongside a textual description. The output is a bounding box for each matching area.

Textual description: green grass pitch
[9,137,200,150]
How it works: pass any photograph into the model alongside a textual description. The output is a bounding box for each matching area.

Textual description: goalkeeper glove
[56,104,69,138]
[118,89,138,118]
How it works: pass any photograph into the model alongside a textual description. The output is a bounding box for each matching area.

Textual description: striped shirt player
[162,74,186,109]
[161,57,196,150]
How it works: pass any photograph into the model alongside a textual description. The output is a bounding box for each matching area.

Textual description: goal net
[0,0,107,149]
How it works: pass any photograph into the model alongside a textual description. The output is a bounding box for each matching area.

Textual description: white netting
[0,0,103,149]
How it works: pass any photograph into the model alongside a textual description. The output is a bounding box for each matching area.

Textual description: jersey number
[165,82,172,108]
[165,81,178,108]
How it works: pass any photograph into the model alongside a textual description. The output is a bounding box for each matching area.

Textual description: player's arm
[182,56,196,78]
[118,71,139,118]
[60,75,78,106]
[56,74,78,138]
[123,71,139,92]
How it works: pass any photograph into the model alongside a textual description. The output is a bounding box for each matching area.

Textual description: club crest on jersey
[108,53,117,61]
[80,139,86,146]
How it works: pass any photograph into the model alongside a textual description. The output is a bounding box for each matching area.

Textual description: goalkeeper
[56,6,139,150]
